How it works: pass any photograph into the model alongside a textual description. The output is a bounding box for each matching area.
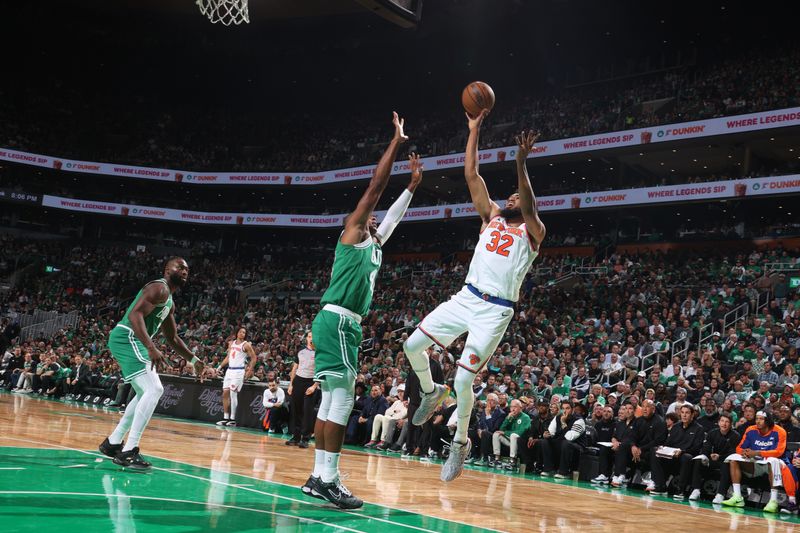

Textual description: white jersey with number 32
[465,216,539,302]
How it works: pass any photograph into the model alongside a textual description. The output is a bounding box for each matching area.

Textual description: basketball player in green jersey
[99,257,204,470]
[301,112,423,509]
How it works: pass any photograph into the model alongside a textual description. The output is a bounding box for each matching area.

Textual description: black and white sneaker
[315,478,364,509]
[300,475,326,500]
[112,447,152,471]
[99,437,123,458]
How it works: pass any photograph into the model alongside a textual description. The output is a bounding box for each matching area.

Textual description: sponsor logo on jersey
[754,439,776,447]
[469,354,480,366]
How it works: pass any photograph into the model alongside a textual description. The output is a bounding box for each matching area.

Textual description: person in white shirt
[365,385,408,450]
[648,318,665,337]
[663,356,685,380]
[262,379,288,434]
[603,352,625,385]
[666,387,693,415]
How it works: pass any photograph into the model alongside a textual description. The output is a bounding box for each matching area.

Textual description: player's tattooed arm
[465,109,501,226]
[342,111,408,245]
[515,130,546,246]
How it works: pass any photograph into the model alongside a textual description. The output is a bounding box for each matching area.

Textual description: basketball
[462,81,495,118]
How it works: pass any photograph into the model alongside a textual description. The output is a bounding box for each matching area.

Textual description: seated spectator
[722,411,792,513]
[647,404,705,498]
[592,403,637,486]
[666,387,693,414]
[620,348,640,384]
[758,361,780,388]
[776,403,800,441]
[533,376,552,403]
[10,351,34,393]
[262,379,288,433]
[541,400,587,478]
[689,412,740,502]
[571,366,590,398]
[346,385,388,445]
[365,384,407,450]
[630,399,668,476]
[697,398,721,432]
[520,401,553,474]
[734,403,757,433]
[468,393,506,465]
[491,399,531,469]
[65,355,91,398]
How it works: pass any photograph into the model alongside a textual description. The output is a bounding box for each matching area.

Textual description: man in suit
[66,355,91,397]
[346,385,388,445]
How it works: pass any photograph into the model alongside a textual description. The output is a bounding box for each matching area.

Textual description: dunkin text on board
[3,107,799,186]
[34,174,800,227]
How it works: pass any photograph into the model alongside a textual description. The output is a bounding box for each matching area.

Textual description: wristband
[191,356,200,365]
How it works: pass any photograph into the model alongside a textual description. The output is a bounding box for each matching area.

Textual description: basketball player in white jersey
[216,327,256,426]
[403,111,545,481]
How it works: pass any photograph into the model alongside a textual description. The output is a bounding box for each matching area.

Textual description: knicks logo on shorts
[469,354,480,366]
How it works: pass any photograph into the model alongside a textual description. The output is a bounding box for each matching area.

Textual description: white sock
[321,451,341,483]
[122,368,164,452]
[313,449,325,478]
[230,391,238,420]
[771,489,779,500]
[108,393,141,445]
[223,412,230,420]
[790,496,797,504]
[403,330,435,394]
[732,483,742,498]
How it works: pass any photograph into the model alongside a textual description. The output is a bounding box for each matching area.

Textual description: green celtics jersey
[116,279,173,338]
[320,238,382,317]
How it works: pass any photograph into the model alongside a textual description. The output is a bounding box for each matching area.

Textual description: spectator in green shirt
[552,375,570,399]
[727,340,755,364]
[492,399,532,468]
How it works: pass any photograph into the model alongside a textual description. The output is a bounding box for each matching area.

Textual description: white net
[196,0,249,26]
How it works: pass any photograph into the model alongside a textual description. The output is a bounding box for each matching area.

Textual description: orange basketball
[461,81,495,118]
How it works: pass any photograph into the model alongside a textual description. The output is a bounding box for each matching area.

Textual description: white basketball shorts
[223,369,245,392]
[417,286,514,373]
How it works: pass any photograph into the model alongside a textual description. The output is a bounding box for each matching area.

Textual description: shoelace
[335,480,353,497]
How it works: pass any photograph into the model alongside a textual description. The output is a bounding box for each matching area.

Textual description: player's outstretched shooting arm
[515,131,546,246]
[341,111,408,245]
[465,109,500,228]
[374,153,423,246]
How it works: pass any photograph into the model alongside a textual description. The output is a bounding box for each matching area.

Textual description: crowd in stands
[2,233,800,510]
[2,46,798,174]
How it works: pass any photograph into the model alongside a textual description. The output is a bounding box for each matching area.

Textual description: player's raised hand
[466,108,489,131]
[392,111,408,143]
[409,152,423,189]
[515,130,541,162]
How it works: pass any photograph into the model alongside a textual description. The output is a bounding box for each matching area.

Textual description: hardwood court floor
[0,392,797,532]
